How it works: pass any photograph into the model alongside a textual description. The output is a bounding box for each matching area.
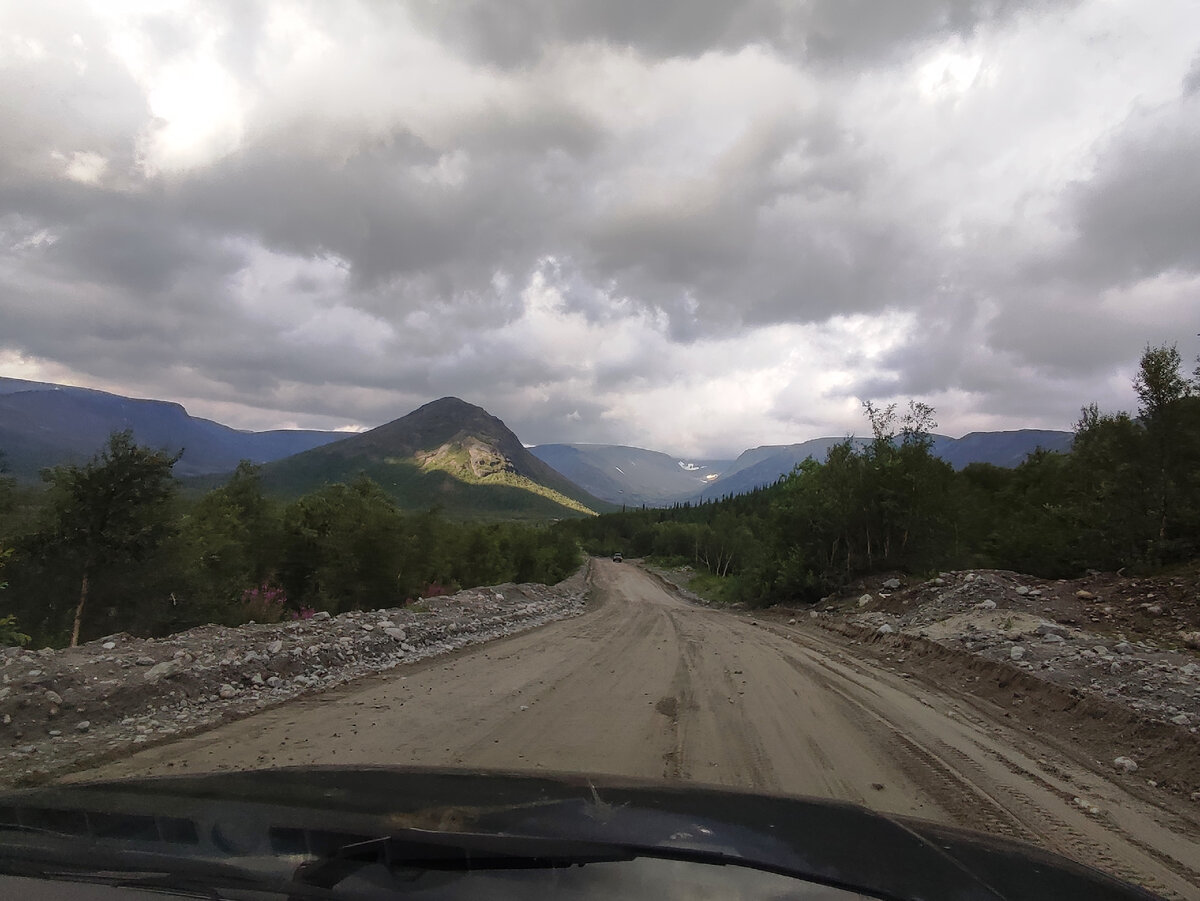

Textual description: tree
[1133,344,1193,551]
[39,431,180,646]
[178,461,281,623]
[1134,344,1190,421]
[280,476,406,613]
[0,547,29,647]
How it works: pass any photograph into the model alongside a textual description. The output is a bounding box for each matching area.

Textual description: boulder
[1112,756,1138,773]
[144,660,182,683]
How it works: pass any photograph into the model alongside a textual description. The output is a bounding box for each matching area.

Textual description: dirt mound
[761,566,1200,803]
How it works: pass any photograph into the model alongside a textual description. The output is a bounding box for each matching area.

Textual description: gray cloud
[408,0,1078,67]
[0,0,1197,454]
[1065,98,1200,284]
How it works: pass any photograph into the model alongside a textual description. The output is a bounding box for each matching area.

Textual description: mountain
[536,430,1074,506]
[258,397,612,519]
[0,377,342,480]
[529,444,733,507]
[696,438,862,501]
[930,429,1074,469]
[697,431,1074,500]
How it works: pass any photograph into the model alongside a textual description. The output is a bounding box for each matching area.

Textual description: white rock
[809,611,818,619]
[1015,586,1029,596]
[144,657,181,681]
[45,690,63,706]
[976,600,997,611]
[101,641,117,650]
[74,720,90,732]
[218,684,238,700]
[1113,756,1138,773]
[1010,646,1026,661]
[312,611,331,621]
[877,624,894,635]
[1043,634,1065,644]
[385,628,408,642]
[882,578,901,590]
[858,594,872,607]
[1171,714,1191,726]
[266,640,283,655]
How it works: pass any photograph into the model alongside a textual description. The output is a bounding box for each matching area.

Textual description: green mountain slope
[257,397,613,520]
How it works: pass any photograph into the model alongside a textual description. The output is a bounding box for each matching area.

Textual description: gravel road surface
[70,560,1200,898]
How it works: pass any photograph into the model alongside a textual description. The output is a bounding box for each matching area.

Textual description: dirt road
[72,561,1200,897]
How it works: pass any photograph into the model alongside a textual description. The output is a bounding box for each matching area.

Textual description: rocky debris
[833,569,1200,734]
[0,567,591,785]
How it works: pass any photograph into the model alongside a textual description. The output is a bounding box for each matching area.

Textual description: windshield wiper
[0,838,341,899]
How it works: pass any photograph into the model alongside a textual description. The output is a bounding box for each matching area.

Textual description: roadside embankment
[0,565,591,785]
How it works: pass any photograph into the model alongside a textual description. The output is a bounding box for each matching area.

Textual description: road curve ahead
[73,560,1200,898]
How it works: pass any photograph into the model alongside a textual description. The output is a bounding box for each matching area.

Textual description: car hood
[0,765,1161,900]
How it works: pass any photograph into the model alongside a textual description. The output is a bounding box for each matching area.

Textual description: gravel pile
[846,570,1200,731]
[0,566,591,785]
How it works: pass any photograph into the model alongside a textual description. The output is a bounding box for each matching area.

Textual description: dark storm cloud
[1065,100,1200,283]
[409,0,1077,67]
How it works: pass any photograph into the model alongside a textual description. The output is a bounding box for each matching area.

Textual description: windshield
[1,2,1199,899]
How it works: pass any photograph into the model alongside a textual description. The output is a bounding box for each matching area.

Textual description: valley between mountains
[56,560,1200,899]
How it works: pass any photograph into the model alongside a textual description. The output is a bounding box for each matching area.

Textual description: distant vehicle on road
[612,552,623,562]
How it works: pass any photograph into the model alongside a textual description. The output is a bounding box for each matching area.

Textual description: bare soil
[66,560,1200,899]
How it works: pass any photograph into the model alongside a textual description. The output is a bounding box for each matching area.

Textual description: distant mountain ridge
[0,377,342,479]
[529,444,733,507]
[536,429,1074,506]
[0,376,1074,514]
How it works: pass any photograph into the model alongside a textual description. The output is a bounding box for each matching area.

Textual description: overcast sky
[2,1,1198,457]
